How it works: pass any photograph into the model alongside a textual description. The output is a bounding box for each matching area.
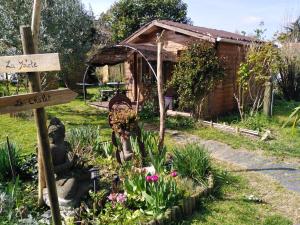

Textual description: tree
[0,0,95,89]
[98,0,191,43]
[276,43,300,101]
[253,21,267,40]
[168,41,224,117]
[279,16,300,42]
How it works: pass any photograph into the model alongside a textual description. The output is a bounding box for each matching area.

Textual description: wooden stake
[30,0,46,206]
[263,81,273,117]
[20,26,62,225]
[6,136,16,179]
[157,31,166,150]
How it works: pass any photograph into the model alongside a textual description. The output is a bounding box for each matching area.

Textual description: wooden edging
[143,174,214,225]
[166,110,260,139]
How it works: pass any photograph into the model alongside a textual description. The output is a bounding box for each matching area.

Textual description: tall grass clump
[0,142,21,181]
[67,125,101,149]
[172,144,212,185]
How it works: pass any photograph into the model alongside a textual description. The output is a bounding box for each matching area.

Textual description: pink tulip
[171,171,177,177]
[146,175,152,182]
[151,175,159,182]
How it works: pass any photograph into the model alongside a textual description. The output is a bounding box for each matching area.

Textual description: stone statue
[43,117,92,207]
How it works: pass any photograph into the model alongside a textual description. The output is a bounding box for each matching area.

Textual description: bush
[166,116,195,129]
[19,153,38,181]
[172,144,212,185]
[239,114,271,131]
[168,41,224,116]
[139,100,158,120]
[0,85,8,97]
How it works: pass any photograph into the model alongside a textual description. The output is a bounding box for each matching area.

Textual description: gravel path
[170,131,300,194]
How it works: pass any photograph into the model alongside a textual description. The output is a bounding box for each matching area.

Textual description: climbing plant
[168,41,224,117]
[236,42,280,119]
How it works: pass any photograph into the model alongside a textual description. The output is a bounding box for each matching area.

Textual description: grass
[0,98,111,155]
[152,98,300,158]
[164,138,295,225]
[198,98,300,158]
[179,164,292,225]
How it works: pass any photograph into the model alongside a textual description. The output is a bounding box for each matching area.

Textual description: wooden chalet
[88,20,259,118]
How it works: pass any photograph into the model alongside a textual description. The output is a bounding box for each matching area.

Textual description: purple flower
[116,193,127,203]
[171,171,177,177]
[151,175,159,182]
[146,175,152,182]
[108,193,117,201]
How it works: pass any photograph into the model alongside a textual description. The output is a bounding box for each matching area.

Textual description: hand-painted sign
[0,53,60,73]
[0,88,77,114]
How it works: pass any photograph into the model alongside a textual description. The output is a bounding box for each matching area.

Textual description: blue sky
[82,0,300,39]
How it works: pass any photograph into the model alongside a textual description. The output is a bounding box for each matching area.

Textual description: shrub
[239,113,271,131]
[168,41,224,116]
[139,101,158,120]
[172,144,212,185]
[166,115,195,129]
[19,153,38,181]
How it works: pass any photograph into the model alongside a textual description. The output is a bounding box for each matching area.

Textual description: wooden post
[31,0,42,49]
[31,0,46,206]
[263,81,273,117]
[20,26,62,225]
[157,31,165,150]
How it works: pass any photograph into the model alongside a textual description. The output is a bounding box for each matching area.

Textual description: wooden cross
[0,27,77,225]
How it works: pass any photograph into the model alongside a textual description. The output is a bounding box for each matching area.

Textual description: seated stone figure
[43,117,92,207]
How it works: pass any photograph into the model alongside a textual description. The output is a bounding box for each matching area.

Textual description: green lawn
[0,98,111,155]
[163,138,293,225]
[181,176,292,225]
[160,98,300,158]
[193,98,300,158]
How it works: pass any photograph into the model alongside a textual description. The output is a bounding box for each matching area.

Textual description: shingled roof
[122,20,259,44]
[159,20,258,42]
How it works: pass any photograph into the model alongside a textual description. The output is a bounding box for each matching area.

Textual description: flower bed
[71,129,218,225]
[0,125,218,225]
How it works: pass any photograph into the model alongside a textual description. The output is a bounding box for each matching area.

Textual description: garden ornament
[43,117,92,207]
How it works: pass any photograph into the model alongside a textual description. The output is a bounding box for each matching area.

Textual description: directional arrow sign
[0,88,77,114]
[0,53,60,73]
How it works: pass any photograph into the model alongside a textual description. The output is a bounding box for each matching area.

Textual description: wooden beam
[122,20,215,44]
[157,31,166,150]
[0,88,77,114]
[0,53,61,73]
[30,0,45,207]
[153,21,215,43]
[31,0,42,49]
[20,25,62,225]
